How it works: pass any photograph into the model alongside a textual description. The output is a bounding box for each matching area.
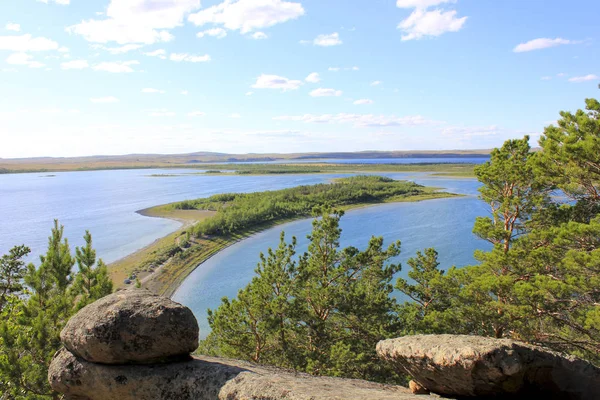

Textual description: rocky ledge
[49,290,600,399]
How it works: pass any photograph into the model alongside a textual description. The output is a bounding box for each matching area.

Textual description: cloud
[513,38,575,53]
[251,32,268,40]
[245,91,253,96]
[371,80,382,86]
[568,74,599,83]
[181,90,189,95]
[229,113,242,118]
[6,52,45,68]
[313,32,342,47]
[90,96,119,103]
[187,111,205,117]
[541,76,552,81]
[274,113,433,127]
[197,28,227,39]
[0,34,59,51]
[309,88,343,97]
[61,60,89,70]
[398,9,467,41]
[5,23,21,32]
[142,88,165,94]
[144,48,166,58]
[93,60,139,73]
[305,72,320,83]
[149,109,175,117]
[67,0,201,44]
[188,0,304,34]
[328,67,340,72]
[252,74,303,90]
[353,99,373,105]
[170,53,211,62]
[396,0,454,8]
[58,46,69,53]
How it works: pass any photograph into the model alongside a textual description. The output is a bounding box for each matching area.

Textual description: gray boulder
[377,334,600,399]
[48,350,432,400]
[61,289,198,364]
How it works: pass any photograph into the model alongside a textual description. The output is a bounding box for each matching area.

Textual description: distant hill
[0,149,492,173]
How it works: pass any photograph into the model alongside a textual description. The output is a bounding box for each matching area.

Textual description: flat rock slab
[377,334,600,400]
[49,349,439,400]
[61,289,199,364]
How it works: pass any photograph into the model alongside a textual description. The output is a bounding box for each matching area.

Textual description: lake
[0,166,489,337]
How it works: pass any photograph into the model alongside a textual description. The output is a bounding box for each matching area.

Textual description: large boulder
[48,350,429,400]
[61,289,199,364]
[377,334,600,399]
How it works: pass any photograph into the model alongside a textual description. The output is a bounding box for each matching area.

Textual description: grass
[108,184,461,297]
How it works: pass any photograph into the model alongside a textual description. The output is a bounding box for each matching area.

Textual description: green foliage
[203,207,403,383]
[0,222,112,399]
[174,176,425,237]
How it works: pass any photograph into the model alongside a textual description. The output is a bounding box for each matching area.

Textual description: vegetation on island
[112,176,453,297]
[0,224,112,399]
[201,98,600,382]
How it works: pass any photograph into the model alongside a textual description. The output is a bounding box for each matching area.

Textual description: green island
[109,175,458,297]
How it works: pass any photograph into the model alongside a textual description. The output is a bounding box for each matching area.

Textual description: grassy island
[109,176,459,296]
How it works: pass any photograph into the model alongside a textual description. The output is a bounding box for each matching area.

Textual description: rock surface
[377,334,600,400]
[49,350,434,400]
[409,380,430,395]
[61,289,199,364]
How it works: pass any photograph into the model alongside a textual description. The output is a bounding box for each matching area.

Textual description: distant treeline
[171,176,430,237]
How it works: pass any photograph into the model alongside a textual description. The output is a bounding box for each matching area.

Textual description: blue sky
[0,0,598,158]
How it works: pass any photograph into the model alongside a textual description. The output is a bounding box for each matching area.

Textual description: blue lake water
[0,164,489,337]
[172,175,489,337]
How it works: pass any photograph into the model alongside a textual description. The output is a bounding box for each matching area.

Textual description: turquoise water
[172,175,489,337]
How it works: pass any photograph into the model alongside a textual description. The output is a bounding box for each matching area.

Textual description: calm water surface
[173,175,490,337]
[0,165,489,337]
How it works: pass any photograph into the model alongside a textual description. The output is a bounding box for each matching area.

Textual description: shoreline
[108,189,463,298]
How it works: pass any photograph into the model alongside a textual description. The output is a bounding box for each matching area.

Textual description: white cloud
[371,80,382,86]
[93,60,139,73]
[188,0,304,34]
[398,9,467,41]
[187,111,205,117]
[67,0,201,44]
[6,53,45,68]
[142,88,165,94]
[0,34,59,52]
[229,113,242,118]
[181,90,189,95]
[5,23,21,32]
[144,49,166,58]
[61,60,89,70]
[354,99,373,105]
[513,38,575,53]
[305,72,320,83]
[90,96,119,103]
[309,88,343,97]
[313,32,342,47]
[541,76,552,81]
[328,67,340,72]
[149,109,176,117]
[396,0,454,8]
[568,74,599,83]
[245,91,253,96]
[251,32,268,40]
[197,28,227,39]
[170,53,211,62]
[58,46,69,53]
[274,113,432,127]
[252,74,303,90]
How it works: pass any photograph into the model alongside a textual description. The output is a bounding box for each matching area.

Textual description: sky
[0,0,599,158]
